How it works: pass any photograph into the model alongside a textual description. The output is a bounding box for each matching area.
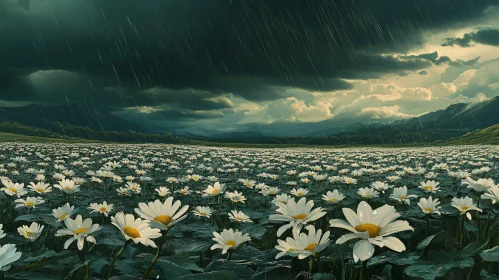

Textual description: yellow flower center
[65,187,72,190]
[296,192,303,196]
[8,187,17,193]
[26,201,34,207]
[74,228,88,234]
[460,206,469,212]
[36,188,45,192]
[211,189,219,194]
[355,223,381,238]
[424,186,433,191]
[293,213,307,220]
[399,196,407,199]
[124,226,141,238]
[329,198,337,202]
[199,212,207,215]
[305,243,318,251]
[235,216,243,221]
[423,207,432,213]
[59,214,68,219]
[225,240,236,247]
[154,215,173,226]
[100,207,107,212]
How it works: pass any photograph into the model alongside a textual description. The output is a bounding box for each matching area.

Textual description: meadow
[0,143,499,280]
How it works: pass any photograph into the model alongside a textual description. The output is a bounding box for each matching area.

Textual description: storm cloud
[0,0,498,133]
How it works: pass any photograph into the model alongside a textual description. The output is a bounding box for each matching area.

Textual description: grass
[0,132,100,143]
[447,125,499,145]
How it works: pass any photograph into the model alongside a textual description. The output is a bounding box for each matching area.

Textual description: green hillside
[0,132,99,143]
[448,125,499,145]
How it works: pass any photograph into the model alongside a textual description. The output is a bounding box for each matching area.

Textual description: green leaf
[206,260,254,279]
[480,246,499,262]
[100,237,125,247]
[460,241,487,257]
[312,273,335,280]
[90,258,110,274]
[251,266,293,280]
[175,270,239,280]
[416,231,447,250]
[14,214,39,222]
[24,250,72,264]
[404,253,474,280]
[156,259,192,280]
[464,222,478,232]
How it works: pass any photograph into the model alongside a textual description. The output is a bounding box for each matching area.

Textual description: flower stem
[459,214,465,245]
[308,256,314,273]
[107,242,128,279]
[143,233,166,279]
[425,214,430,236]
[227,250,233,261]
[359,260,367,280]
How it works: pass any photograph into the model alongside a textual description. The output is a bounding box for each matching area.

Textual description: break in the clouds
[0,0,499,134]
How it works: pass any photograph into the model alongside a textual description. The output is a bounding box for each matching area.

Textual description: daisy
[228,210,252,223]
[418,180,440,193]
[15,196,45,209]
[290,188,309,197]
[203,182,226,197]
[111,212,161,248]
[481,185,499,204]
[116,187,130,196]
[357,188,379,199]
[17,222,44,242]
[451,197,482,220]
[125,182,141,194]
[322,190,345,204]
[54,179,80,194]
[175,186,192,195]
[1,179,27,198]
[389,187,417,205]
[0,244,22,271]
[211,228,251,255]
[276,225,330,260]
[269,197,326,237]
[371,181,392,193]
[417,196,441,215]
[28,182,52,194]
[272,194,293,206]
[155,187,170,197]
[88,201,114,217]
[135,198,189,231]
[260,186,280,196]
[52,203,75,222]
[55,215,100,250]
[330,201,413,262]
[225,191,247,203]
[192,206,213,218]
[462,178,495,193]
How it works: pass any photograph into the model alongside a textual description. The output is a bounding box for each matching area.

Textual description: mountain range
[0,97,498,143]
[0,103,141,132]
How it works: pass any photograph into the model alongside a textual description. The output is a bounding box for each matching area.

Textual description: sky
[1,0,499,135]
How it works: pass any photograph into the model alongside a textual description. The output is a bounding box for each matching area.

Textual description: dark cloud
[0,0,497,124]
[442,29,499,47]
[418,70,428,75]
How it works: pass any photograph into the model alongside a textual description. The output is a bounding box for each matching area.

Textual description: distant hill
[394,96,499,131]
[0,103,141,132]
[447,124,499,145]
